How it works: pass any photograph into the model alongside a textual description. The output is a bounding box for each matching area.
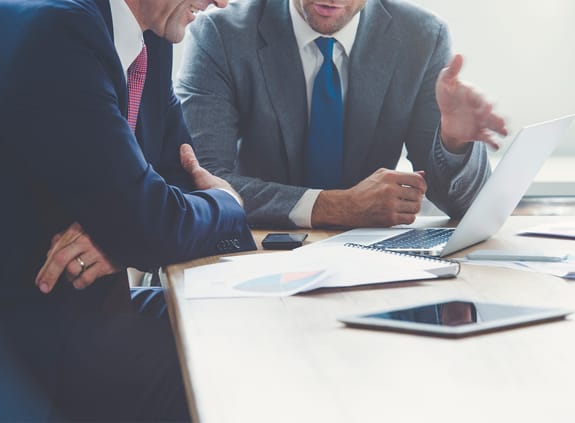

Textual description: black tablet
[338,300,572,338]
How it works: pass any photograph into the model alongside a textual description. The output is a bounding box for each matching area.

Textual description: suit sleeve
[175,15,308,229]
[153,84,198,191]
[403,21,491,219]
[5,9,255,270]
[144,33,198,191]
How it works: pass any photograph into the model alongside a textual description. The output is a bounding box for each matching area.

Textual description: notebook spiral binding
[343,242,461,276]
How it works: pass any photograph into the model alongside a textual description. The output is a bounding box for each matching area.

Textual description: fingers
[474,129,501,151]
[437,54,508,147]
[397,182,424,215]
[180,143,199,174]
[60,246,119,290]
[440,82,508,151]
[396,198,421,214]
[474,103,508,138]
[468,99,507,150]
[393,212,417,226]
[61,248,97,282]
[49,222,83,250]
[62,256,86,282]
[397,186,424,203]
[36,224,120,293]
[373,169,425,222]
[36,223,85,293]
[181,142,237,193]
[181,143,211,189]
[385,172,426,221]
[371,168,426,205]
[72,265,99,290]
[488,114,508,136]
[194,0,228,10]
[458,76,508,139]
[36,234,89,293]
[339,169,428,227]
[71,260,117,290]
[50,233,62,250]
[391,171,428,194]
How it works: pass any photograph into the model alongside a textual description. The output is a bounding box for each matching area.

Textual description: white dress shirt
[288,0,359,228]
[109,0,145,77]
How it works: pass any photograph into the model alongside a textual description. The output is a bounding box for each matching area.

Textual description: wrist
[311,189,350,228]
[216,187,243,207]
[440,125,468,155]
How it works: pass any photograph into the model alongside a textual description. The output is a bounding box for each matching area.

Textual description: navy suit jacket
[0,0,255,311]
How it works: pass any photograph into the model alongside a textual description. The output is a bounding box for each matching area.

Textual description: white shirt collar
[109,0,145,74]
[289,0,360,57]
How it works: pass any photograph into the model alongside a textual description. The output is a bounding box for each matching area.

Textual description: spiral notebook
[185,244,459,298]
[313,244,460,289]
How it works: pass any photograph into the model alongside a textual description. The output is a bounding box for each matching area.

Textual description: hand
[311,169,427,228]
[436,54,508,153]
[180,143,243,206]
[191,0,228,11]
[35,222,122,294]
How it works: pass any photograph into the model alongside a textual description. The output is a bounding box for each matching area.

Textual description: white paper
[185,258,329,298]
[184,245,458,299]
[520,222,575,239]
[460,255,575,279]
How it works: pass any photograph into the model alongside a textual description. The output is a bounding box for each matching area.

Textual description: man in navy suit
[0,0,256,421]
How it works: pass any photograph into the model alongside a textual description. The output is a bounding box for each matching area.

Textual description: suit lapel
[94,0,129,121]
[343,0,400,186]
[258,0,308,185]
[94,0,113,38]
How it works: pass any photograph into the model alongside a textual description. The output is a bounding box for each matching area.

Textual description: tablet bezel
[338,300,572,338]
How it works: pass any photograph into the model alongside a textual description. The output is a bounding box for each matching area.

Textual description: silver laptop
[368,114,575,257]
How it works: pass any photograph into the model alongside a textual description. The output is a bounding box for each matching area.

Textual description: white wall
[410,0,575,156]
[173,0,575,155]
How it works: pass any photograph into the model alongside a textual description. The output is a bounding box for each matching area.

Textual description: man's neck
[122,0,146,31]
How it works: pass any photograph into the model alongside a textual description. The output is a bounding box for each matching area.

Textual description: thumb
[180,143,200,174]
[440,54,464,82]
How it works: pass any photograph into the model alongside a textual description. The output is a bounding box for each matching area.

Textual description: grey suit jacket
[176,0,490,228]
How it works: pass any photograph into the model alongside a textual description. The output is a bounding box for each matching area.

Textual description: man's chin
[305,7,348,34]
[308,18,345,35]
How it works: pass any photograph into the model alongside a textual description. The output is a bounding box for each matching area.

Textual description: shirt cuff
[288,189,322,228]
[438,135,469,168]
[216,188,242,206]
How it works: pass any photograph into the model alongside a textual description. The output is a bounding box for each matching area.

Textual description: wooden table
[163,216,575,423]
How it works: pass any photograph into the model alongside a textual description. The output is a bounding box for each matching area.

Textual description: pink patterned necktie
[127,44,148,132]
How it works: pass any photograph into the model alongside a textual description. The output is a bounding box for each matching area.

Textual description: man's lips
[312,3,344,17]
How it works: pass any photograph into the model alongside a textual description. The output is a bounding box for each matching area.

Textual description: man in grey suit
[176,0,507,229]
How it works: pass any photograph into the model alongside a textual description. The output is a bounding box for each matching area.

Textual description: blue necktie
[304,37,343,189]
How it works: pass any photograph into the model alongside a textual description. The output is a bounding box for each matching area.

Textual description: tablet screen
[369,301,478,326]
[339,300,572,337]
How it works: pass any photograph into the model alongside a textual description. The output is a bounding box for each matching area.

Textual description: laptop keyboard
[369,228,455,250]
